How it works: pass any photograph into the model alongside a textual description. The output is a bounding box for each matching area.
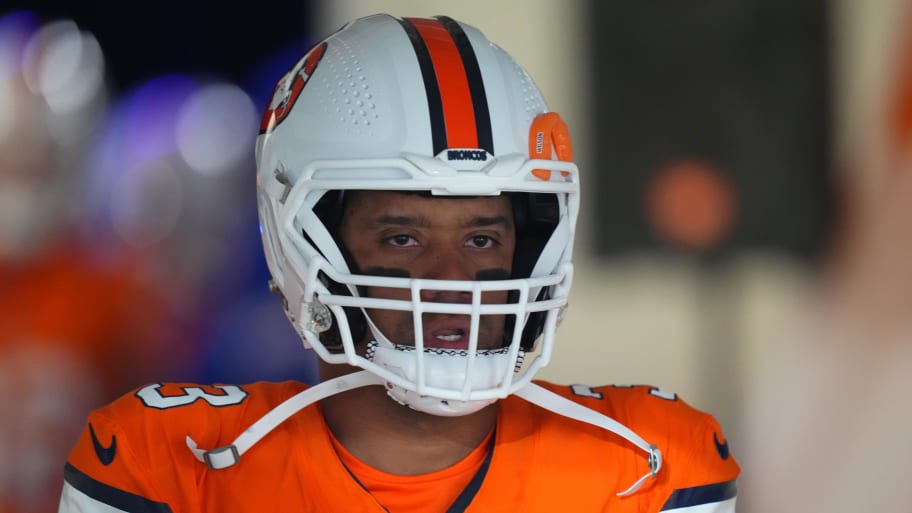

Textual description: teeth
[435,333,463,342]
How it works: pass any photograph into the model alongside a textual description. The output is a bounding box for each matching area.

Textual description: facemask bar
[301,260,571,400]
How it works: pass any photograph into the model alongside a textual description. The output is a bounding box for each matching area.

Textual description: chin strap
[186,370,384,470]
[513,382,663,497]
[186,373,662,497]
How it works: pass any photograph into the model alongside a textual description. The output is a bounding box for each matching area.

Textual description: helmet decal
[529,112,574,181]
[398,16,494,156]
[259,42,327,134]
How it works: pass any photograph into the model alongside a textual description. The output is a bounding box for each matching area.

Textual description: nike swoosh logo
[713,432,730,460]
[89,423,117,466]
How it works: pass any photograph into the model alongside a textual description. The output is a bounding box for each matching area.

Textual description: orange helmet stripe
[401,17,493,156]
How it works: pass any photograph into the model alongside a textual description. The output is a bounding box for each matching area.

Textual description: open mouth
[422,327,470,349]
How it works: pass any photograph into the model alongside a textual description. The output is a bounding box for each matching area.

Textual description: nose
[418,245,473,303]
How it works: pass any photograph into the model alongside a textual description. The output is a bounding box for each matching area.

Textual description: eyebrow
[374,214,512,228]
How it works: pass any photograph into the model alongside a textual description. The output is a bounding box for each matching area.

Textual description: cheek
[364,304,414,344]
[362,287,411,326]
[481,290,509,304]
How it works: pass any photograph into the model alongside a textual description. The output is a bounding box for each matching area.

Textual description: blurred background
[1,0,910,511]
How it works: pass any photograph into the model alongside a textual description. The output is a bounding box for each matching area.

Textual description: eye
[467,235,496,249]
[387,234,418,247]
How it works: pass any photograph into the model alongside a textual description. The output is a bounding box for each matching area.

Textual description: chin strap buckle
[203,444,240,470]
[616,444,663,497]
[186,438,241,470]
[648,444,662,476]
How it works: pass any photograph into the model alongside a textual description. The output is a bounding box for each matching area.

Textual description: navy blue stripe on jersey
[64,463,173,513]
[397,18,448,156]
[445,438,494,513]
[435,15,494,155]
[660,479,737,510]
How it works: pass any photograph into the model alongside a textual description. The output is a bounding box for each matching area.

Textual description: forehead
[342,190,513,219]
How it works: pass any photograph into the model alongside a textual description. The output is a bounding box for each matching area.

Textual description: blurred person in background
[0,12,186,513]
[740,156,912,513]
[740,2,912,510]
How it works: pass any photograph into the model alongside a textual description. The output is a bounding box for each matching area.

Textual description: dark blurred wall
[7,0,316,96]
[588,1,832,262]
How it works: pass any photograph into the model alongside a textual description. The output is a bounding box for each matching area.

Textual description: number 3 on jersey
[136,383,248,409]
[570,384,678,401]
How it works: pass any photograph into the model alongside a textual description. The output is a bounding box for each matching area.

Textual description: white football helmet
[255,13,579,415]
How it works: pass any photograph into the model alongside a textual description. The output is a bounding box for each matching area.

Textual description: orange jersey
[60,380,739,512]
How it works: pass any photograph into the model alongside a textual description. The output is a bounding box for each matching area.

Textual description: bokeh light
[176,82,259,176]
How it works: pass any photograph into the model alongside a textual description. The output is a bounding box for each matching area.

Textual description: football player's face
[338,191,516,350]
